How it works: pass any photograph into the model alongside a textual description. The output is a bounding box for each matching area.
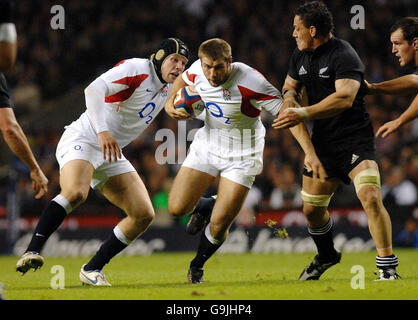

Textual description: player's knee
[131,208,155,226]
[63,190,88,207]
[168,202,181,217]
[358,186,382,213]
[303,204,326,221]
[207,221,228,241]
[301,190,333,207]
[168,200,188,218]
[353,167,381,195]
[210,216,232,235]
[142,209,155,225]
[302,203,315,217]
[301,190,331,221]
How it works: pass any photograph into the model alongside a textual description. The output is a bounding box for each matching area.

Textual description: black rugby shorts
[303,139,376,185]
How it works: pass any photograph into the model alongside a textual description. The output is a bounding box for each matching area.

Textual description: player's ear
[412,37,418,51]
[309,25,317,38]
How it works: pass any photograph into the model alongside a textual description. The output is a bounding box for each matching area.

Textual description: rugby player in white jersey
[16,38,189,286]
[164,38,327,283]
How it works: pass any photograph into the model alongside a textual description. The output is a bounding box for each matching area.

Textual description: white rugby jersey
[182,60,282,157]
[66,58,170,148]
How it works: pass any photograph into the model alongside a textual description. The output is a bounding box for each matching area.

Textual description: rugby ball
[173,86,205,117]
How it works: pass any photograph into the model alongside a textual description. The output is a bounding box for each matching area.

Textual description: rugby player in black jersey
[0,0,48,200]
[273,1,400,280]
[366,17,417,138]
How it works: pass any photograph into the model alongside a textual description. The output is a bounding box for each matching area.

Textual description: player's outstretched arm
[274,78,360,129]
[289,123,327,183]
[272,76,326,181]
[366,74,418,95]
[164,74,190,120]
[0,108,48,198]
[272,76,302,129]
[376,94,418,138]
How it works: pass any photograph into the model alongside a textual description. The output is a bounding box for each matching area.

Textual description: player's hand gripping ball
[173,86,205,117]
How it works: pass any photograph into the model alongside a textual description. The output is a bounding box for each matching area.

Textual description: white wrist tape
[283,90,302,108]
[0,23,17,43]
[283,89,297,99]
[288,107,309,120]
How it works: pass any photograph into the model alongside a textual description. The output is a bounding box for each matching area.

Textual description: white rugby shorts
[182,141,263,189]
[56,128,135,190]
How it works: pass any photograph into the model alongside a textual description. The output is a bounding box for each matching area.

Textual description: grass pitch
[0,249,416,300]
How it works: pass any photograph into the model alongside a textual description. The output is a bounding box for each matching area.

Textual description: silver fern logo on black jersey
[319,66,330,78]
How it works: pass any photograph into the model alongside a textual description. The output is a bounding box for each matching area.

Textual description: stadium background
[0,0,417,255]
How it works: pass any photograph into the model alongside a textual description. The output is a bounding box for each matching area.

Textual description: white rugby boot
[16,251,44,275]
[79,264,111,286]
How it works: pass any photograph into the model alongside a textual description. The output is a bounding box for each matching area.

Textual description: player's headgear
[151,37,189,83]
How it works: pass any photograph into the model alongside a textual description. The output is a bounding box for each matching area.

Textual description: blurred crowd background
[0,0,416,238]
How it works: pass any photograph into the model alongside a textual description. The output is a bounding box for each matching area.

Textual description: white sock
[113,225,132,245]
[52,194,72,214]
[204,223,222,245]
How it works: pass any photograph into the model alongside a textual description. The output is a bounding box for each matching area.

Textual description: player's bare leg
[349,160,400,280]
[59,160,95,208]
[208,178,250,240]
[301,175,339,228]
[17,160,93,275]
[168,167,217,235]
[188,177,249,283]
[299,175,341,280]
[103,171,155,239]
[80,171,155,286]
[168,166,216,217]
[349,160,392,256]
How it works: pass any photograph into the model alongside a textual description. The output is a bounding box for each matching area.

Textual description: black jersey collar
[313,36,336,55]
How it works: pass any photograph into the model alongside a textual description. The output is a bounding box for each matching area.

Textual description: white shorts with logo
[182,141,263,189]
[56,128,136,190]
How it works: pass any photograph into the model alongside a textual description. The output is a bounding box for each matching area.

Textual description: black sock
[84,232,127,271]
[308,218,337,262]
[194,196,216,217]
[26,201,68,253]
[190,227,223,268]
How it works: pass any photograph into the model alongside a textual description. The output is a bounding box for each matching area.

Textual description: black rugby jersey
[0,74,12,108]
[288,37,374,145]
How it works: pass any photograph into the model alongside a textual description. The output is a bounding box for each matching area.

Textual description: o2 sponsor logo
[206,102,231,124]
[138,102,156,124]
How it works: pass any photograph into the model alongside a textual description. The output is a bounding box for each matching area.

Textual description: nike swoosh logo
[35,233,45,237]
[146,89,152,92]
[83,273,98,284]
[60,151,69,158]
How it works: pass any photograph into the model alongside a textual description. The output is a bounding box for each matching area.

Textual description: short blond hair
[198,38,232,61]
